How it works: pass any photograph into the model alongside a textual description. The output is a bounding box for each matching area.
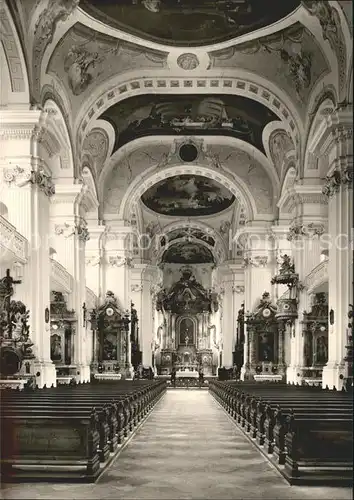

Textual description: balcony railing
[0,215,28,263]
[305,260,328,293]
[50,258,73,293]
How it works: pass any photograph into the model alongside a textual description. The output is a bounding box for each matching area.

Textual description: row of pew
[0,379,166,482]
[209,380,353,486]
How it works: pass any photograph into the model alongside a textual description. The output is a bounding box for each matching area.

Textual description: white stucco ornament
[177,53,199,70]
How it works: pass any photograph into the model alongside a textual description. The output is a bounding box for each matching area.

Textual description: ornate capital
[76,222,90,242]
[131,283,143,292]
[31,169,55,197]
[333,126,353,144]
[323,167,353,197]
[3,165,32,187]
[322,170,341,197]
[232,285,245,294]
[287,222,325,241]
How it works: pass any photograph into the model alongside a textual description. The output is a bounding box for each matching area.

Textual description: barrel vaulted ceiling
[4,0,352,232]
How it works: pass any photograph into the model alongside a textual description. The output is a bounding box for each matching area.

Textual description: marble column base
[75,364,91,383]
[33,361,57,388]
[240,364,252,381]
[286,365,303,385]
[322,361,346,390]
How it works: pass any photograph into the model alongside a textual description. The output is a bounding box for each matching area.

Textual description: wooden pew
[0,380,166,482]
[209,380,353,485]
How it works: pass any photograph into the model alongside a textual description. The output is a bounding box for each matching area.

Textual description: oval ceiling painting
[81,0,300,47]
[141,175,235,216]
[162,242,214,264]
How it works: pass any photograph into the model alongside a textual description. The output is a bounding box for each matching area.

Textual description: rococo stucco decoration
[301,1,347,94]
[33,0,80,96]
[269,130,295,177]
[47,23,167,111]
[209,23,329,110]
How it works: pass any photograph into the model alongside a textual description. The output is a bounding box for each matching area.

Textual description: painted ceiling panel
[100,94,278,154]
[162,242,214,264]
[141,174,235,216]
[80,0,300,47]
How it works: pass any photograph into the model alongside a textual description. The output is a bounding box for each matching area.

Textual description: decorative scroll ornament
[3,163,55,196]
[287,222,325,241]
[3,166,32,186]
[243,256,268,268]
[131,284,143,292]
[322,170,341,197]
[30,170,55,197]
[301,1,346,92]
[76,223,90,242]
[85,255,101,267]
[322,167,353,197]
[108,255,134,268]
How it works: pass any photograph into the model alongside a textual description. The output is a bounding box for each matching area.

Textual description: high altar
[155,267,219,376]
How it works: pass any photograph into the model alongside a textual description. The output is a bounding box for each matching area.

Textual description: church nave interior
[0,0,353,498]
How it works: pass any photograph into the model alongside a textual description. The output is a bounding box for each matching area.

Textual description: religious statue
[185,335,189,347]
[279,254,295,275]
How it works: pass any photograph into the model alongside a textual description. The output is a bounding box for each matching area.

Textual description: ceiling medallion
[178,142,199,162]
[177,53,199,70]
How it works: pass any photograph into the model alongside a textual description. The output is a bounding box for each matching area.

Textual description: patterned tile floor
[1,390,352,500]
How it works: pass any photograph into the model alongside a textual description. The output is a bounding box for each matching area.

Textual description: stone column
[322,121,353,389]
[50,185,91,383]
[237,226,273,379]
[85,224,105,301]
[1,110,57,388]
[141,264,158,369]
[103,225,133,311]
[286,212,327,384]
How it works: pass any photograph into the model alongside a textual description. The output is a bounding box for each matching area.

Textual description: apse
[141,175,235,216]
[80,0,300,46]
[161,242,214,264]
[100,94,278,154]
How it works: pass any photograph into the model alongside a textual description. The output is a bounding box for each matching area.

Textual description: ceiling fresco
[80,0,300,47]
[161,242,214,264]
[100,94,278,154]
[141,174,235,216]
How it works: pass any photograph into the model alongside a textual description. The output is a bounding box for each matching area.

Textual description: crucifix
[1,269,22,339]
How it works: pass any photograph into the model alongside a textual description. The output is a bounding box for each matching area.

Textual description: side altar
[155,267,218,377]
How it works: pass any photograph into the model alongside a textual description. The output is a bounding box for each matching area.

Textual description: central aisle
[1,390,351,500]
